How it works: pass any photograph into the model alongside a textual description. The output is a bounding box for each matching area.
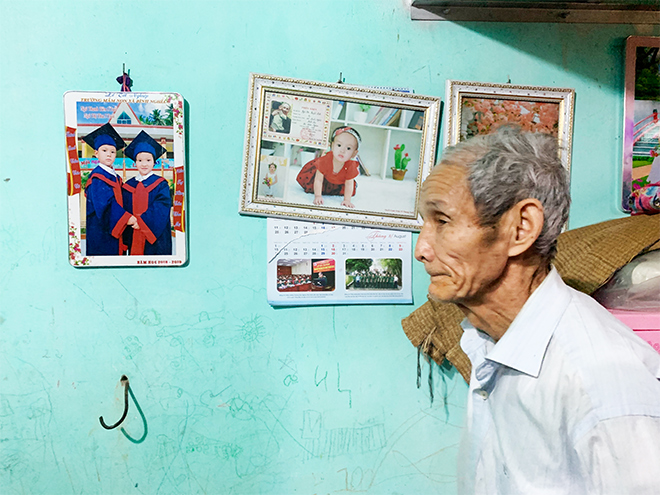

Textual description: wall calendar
[267,218,413,306]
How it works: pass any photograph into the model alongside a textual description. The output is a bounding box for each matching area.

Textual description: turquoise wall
[1,1,657,493]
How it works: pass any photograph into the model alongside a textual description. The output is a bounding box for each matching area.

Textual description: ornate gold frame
[239,74,442,231]
[444,80,575,173]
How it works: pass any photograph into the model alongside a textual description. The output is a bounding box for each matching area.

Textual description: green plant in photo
[393,144,411,170]
[81,171,91,189]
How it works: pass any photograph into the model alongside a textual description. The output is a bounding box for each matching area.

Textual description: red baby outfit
[296,151,358,196]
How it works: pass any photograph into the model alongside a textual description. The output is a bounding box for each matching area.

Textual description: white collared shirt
[98,163,116,176]
[134,172,154,182]
[459,268,660,494]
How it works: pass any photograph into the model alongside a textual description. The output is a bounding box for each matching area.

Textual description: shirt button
[476,389,489,400]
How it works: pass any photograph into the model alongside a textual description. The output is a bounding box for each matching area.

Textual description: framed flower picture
[444,80,575,174]
[622,36,660,212]
[239,74,442,231]
[63,91,187,267]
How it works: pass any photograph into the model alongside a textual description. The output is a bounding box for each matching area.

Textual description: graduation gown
[85,166,130,255]
[122,174,172,255]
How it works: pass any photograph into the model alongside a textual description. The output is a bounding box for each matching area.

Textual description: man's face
[415,164,509,305]
[94,144,116,167]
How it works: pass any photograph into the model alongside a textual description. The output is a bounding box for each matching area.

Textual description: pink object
[609,309,660,353]
[630,182,660,215]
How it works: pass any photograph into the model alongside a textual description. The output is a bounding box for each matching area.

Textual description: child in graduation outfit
[83,123,137,255]
[122,131,173,256]
[296,126,360,208]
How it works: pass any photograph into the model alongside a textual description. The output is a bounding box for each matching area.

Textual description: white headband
[333,127,361,150]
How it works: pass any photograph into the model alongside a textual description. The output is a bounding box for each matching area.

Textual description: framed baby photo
[622,36,660,212]
[444,80,575,174]
[239,73,442,231]
[63,91,187,267]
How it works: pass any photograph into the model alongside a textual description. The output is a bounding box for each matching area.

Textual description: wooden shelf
[411,1,660,24]
[331,102,423,180]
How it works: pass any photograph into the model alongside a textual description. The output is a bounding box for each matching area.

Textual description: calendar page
[267,218,413,306]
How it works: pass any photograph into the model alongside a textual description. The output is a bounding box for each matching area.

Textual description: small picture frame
[64,91,187,267]
[622,36,660,212]
[444,80,575,174]
[239,74,442,231]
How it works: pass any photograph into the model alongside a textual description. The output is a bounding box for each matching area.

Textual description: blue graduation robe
[85,166,130,255]
[122,175,172,255]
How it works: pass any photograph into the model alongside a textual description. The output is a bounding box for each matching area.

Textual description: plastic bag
[592,250,660,311]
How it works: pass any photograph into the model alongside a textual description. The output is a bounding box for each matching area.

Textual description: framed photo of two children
[238,74,443,231]
[64,91,187,267]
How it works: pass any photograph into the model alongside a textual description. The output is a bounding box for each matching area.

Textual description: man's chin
[426,286,457,304]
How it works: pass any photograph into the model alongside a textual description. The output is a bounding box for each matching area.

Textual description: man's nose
[414,222,434,263]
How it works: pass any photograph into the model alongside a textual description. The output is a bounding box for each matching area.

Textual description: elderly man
[414,127,660,494]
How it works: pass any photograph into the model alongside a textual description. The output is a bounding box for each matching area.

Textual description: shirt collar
[135,172,154,182]
[461,267,572,379]
[98,163,116,176]
[485,267,572,378]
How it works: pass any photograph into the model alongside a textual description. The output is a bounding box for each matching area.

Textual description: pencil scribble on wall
[301,410,386,460]
[279,354,298,386]
[124,307,161,326]
[122,335,142,360]
[337,363,352,408]
[0,355,55,488]
[236,314,266,350]
[315,365,329,391]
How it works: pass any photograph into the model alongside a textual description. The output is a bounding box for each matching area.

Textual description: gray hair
[440,126,570,261]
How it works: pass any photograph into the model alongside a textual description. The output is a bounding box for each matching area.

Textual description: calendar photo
[240,74,442,231]
[267,218,412,306]
[276,259,336,292]
[64,91,187,267]
[345,258,402,291]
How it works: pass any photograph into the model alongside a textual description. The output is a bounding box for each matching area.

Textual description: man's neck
[458,261,549,342]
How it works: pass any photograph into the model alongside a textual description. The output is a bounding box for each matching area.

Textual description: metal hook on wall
[120,385,148,444]
[99,375,129,429]
[116,64,133,92]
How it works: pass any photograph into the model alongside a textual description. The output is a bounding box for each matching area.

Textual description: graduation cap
[82,123,126,151]
[123,131,167,162]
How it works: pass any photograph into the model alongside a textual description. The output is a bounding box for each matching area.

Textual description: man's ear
[506,198,544,258]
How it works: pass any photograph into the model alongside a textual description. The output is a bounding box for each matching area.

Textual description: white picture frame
[444,80,575,173]
[64,91,187,267]
[239,74,442,231]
